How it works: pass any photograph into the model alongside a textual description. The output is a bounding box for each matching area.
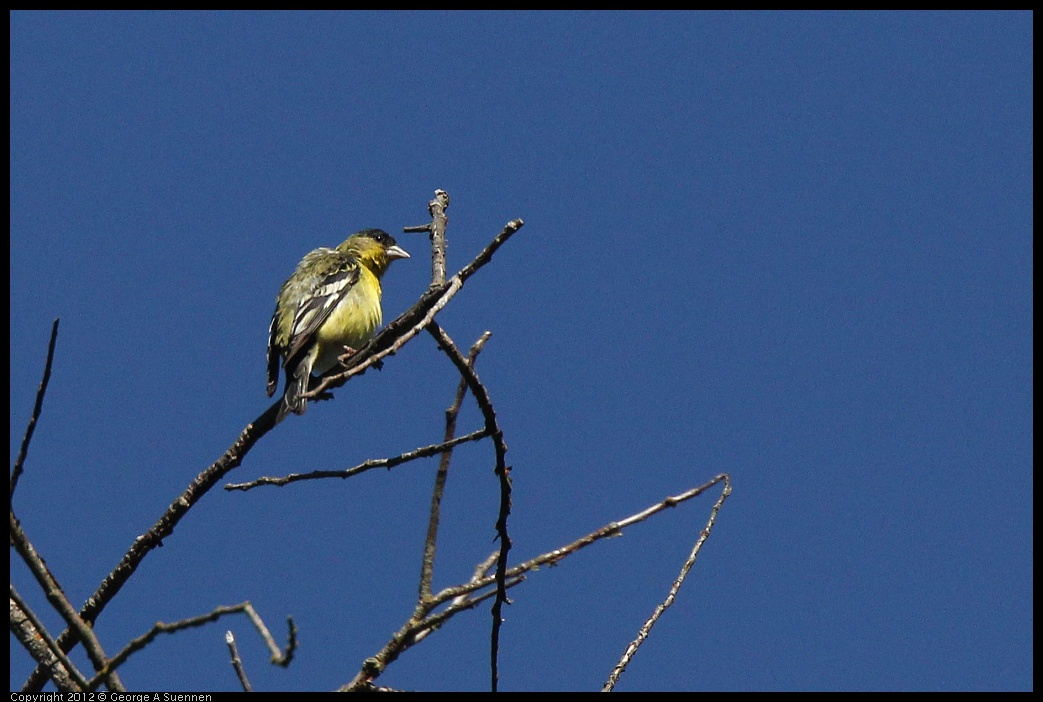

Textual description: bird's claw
[338,345,383,371]
[337,346,358,365]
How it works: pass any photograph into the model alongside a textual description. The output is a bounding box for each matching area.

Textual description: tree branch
[85,601,294,690]
[224,429,490,491]
[602,474,733,691]
[420,332,492,601]
[425,322,512,692]
[404,188,450,287]
[225,631,253,692]
[10,585,87,692]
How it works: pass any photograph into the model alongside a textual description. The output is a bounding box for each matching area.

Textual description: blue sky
[10,11,1032,692]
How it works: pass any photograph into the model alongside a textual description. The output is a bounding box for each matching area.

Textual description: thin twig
[340,576,526,692]
[225,631,253,692]
[413,550,499,646]
[85,601,294,689]
[426,322,512,692]
[224,430,490,491]
[430,476,731,606]
[410,575,526,643]
[403,189,449,287]
[602,474,733,691]
[420,332,492,601]
[11,318,60,500]
[242,607,298,667]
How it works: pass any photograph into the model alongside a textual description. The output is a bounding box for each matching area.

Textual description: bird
[267,228,410,422]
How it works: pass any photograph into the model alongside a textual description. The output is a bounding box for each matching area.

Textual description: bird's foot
[337,346,359,365]
[338,345,383,370]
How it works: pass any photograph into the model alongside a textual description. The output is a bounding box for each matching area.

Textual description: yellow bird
[267,228,410,422]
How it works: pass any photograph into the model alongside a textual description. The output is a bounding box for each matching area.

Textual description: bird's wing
[283,255,362,367]
[266,311,282,397]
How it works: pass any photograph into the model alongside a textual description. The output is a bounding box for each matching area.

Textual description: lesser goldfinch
[267,228,410,422]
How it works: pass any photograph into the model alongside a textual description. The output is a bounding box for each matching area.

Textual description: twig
[602,474,733,691]
[243,607,298,667]
[341,575,526,692]
[11,318,60,500]
[426,322,512,692]
[456,219,524,284]
[429,476,731,607]
[85,601,294,689]
[420,332,492,601]
[404,189,450,287]
[225,631,253,692]
[413,550,499,645]
[224,430,490,491]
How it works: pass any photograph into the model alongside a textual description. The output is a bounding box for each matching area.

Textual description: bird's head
[339,228,410,276]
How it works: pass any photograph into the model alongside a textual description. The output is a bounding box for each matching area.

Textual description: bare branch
[340,576,526,692]
[430,476,731,607]
[85,601,293,689]
[224,429,490,491]
[403,189,450,287]
[10,585,87,692]
[457,219,525,284]
[242,607,298,667]
[413,550,499,646]
[225,631,253,692]
[602,474,733,691]
[411,575,526,643]
[420,331,493,601]
[426,322,512,692]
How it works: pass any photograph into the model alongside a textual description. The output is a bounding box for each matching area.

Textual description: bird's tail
[276,359,311,424]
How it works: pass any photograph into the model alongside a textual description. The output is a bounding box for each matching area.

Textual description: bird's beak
[387,245,410,261]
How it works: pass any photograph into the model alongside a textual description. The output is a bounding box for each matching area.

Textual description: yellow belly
[311,269,382,375]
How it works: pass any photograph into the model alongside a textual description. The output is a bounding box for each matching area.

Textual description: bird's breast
[311,269,383,375]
